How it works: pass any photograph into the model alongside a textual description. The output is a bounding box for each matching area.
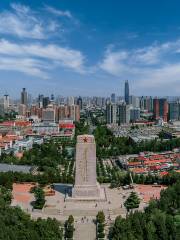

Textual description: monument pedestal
[72,184,100,198]
[66,184,106,202]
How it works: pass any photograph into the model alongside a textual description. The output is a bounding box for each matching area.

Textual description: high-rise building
[168,102,180,121]
[117,103,130,125]
[38,94,44,108]
[21,88,28,106]
[19,104,27,116]
[51,94,55,102]
[42,108,55,123]
[129,95,140,108]
[140,96,145,110]
[77,96,83,110]
[130,107,140,122]
[106,102,117,124]
[3,94,9,111]
[159,98,168,122]
[58,105,69,120]
[140,96,153,112]
[153,98,159,120]
[153,98,168,122]
[67,96,74,106]
[42,97,50,108]
[28,94,32,105]
[124,80,129,105]
[111,93,116,103]
[57,105,80,122]
[68,105,80,122]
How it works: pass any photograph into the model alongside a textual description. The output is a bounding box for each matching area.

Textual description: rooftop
[0,163,34,173]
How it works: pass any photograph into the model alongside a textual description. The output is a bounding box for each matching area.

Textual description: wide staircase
[74,221,96,240]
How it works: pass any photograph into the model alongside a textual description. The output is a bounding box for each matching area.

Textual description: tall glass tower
[124,80,129,105]
[21,88,28,106]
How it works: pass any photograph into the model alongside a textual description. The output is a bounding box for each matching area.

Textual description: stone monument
[72,134,104,200]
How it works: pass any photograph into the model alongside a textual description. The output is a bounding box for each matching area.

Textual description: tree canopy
[110,180,180,240]
[124,191,140,212]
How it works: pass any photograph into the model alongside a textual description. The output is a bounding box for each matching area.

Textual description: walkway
[74,221,96,240]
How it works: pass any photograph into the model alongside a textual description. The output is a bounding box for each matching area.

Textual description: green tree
[124,192,140,212]
[96,211,105,223]
[33,187,45,209]
[65,215,75,239]
[67,215,74,225]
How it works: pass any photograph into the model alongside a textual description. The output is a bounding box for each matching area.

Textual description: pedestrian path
[74,221,96,240]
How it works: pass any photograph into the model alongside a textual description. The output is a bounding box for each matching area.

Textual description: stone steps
[74,222,96,240]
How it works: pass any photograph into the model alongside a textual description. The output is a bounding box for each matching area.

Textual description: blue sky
[1,0,180,97]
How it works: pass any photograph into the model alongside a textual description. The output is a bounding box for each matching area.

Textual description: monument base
[72,183,101,198]
[66,185,107,202]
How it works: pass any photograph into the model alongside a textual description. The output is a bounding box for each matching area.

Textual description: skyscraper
[77,96,83,110]
[43,97,50,108]
[129,95,140,108]
[111,93,116,103]
[153,98,159,120]
[140,96,153,112]
[67,96,74,106]
[3,94,9,111]
[168,101,180,121]
[21,88,28,106]
[50,94,55,103]
[117,103,129,125]
[42,108,55,123]
[159,98,168,122]
[124,80,129,105]
[130,107,140,122]
[38,94,44,108]
[106,102,117,124]
[153,98,168,122]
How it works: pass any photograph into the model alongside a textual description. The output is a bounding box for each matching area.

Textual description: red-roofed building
[15,121,31,127]
[128,162,142,167]
[59,122,75,139]
[137,156,147,162]
[160,171,169,176]
[149,165,161,171]
[0,121,15,127]
[131,168,148,174]
[59,123,75,129]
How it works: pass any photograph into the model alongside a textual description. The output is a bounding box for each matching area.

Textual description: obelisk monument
[72,134,102,199]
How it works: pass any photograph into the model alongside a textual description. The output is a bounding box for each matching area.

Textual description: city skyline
[1,1,180,96]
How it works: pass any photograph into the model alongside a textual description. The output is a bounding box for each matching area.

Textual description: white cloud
[0,57,49,79]
[44,5,72,18]
[10,3,30,15]
[0,3,85,78]
[99,40,180,94]
[100,40,180,75]
[0,3,59,39]
[100,47,129,75]
[0,39,86,77]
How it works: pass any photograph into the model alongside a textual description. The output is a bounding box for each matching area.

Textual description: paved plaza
[39,183,127,218]
[11,182,166,222]
[11,183,35,211]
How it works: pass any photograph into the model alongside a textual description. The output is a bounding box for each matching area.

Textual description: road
[86,109,96,134]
